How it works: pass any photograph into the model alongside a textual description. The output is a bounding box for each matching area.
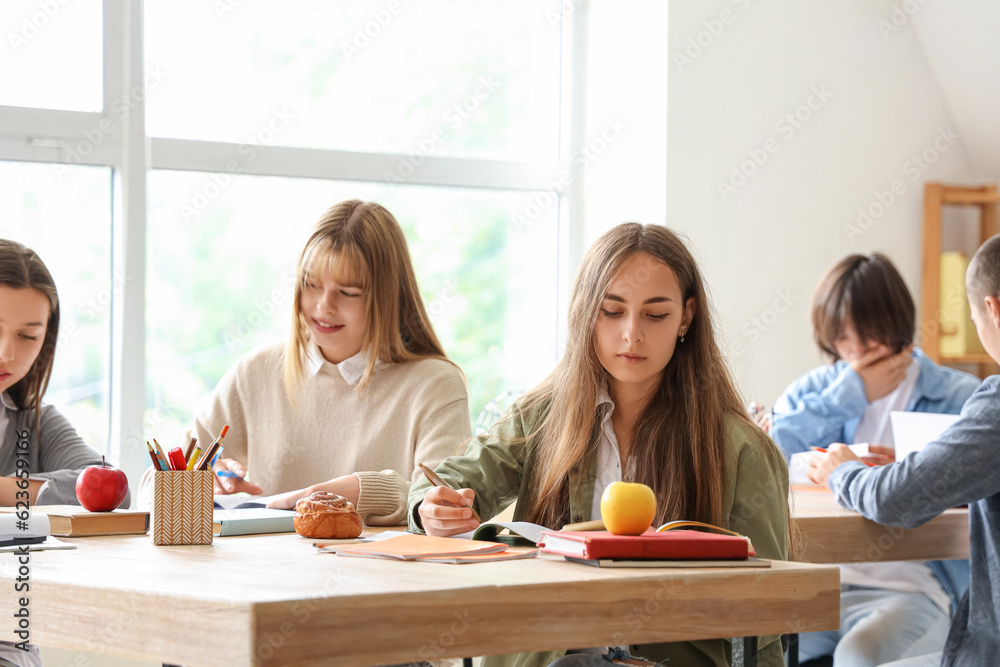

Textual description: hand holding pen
[417,463,481,537]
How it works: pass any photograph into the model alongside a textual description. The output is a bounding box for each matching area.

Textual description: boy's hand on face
[850,344,913,402]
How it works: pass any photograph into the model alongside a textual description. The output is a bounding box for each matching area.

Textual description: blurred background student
[771,253,977,666]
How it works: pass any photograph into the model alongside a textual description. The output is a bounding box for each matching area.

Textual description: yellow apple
[600,481,656,535]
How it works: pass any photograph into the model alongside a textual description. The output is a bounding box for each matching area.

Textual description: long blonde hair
[284,200,449,403]
[520,223,754,529]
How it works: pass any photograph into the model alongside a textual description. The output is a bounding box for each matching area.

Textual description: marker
[166,447,187,471]
[216,470,241,478]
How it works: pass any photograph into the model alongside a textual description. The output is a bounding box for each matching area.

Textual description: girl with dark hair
[0,239,107,507]
[0,239,113,667]
[410,223,789,667]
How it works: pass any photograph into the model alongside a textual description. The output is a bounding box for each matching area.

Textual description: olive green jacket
[407,400,790,667]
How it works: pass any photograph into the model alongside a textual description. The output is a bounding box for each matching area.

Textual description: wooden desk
[0,532,839,667]
[791,488,970,563]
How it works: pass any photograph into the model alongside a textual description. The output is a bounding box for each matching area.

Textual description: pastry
[293,491,363,539]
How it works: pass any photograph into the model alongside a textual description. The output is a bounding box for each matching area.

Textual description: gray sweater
[830,375,1000,667]
[1,403,118,506]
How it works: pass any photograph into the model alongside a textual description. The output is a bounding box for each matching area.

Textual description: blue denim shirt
[830,376,1000,667]
[771,348,981,457]
[771,348,979,614]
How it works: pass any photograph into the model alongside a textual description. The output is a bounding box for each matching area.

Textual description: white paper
[890,411,961,462]
[789,443,872,486]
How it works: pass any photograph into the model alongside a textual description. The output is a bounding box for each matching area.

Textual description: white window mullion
[556,0,589,355]
[107,0,149,490]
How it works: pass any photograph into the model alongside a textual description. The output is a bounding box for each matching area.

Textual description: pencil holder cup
[152,470,213,545]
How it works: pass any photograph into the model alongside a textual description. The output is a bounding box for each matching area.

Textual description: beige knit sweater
[191,343,471,525]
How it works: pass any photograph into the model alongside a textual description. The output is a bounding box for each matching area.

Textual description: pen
[217,470,241,478]
[418,462,481,523]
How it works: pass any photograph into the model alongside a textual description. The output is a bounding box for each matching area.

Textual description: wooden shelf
[922,182,999,379]
[941,354,997,365]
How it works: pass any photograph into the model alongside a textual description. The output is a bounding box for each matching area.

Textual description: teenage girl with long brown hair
[411,223,789,667]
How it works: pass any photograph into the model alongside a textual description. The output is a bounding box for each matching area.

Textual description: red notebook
[539,530,754,561]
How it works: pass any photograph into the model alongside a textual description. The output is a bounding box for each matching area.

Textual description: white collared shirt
[591,388,623,521]
[0,391,17,444]
[852,359,920,448]
[305,339,372,386]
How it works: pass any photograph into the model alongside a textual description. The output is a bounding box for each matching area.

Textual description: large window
[0,1,668,492]
[0,1,572,484]
[145,0,562,161]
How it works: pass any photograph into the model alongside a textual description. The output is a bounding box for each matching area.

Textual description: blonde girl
[181,200,471,525]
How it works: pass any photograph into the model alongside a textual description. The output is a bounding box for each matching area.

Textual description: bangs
[300,239,369,290]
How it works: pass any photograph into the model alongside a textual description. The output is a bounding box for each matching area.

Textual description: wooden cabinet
[922,182,1000,378]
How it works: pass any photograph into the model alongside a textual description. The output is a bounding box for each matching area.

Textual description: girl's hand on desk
[264,475,360,510]
[418,485,480,537]
[212,458,263,495]
[807,443,861,487]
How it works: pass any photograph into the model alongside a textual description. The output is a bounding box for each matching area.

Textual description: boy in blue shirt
[810,235,1000,667]
[772,253,977,666]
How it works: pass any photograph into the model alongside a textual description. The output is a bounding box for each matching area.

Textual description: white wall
[666,0,983,406]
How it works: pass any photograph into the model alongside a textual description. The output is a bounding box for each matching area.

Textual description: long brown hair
[284,200,452,403]
[0,239,60,435]
[520,223,754,529]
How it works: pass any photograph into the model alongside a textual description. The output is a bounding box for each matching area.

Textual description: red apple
[75,456,129,512]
